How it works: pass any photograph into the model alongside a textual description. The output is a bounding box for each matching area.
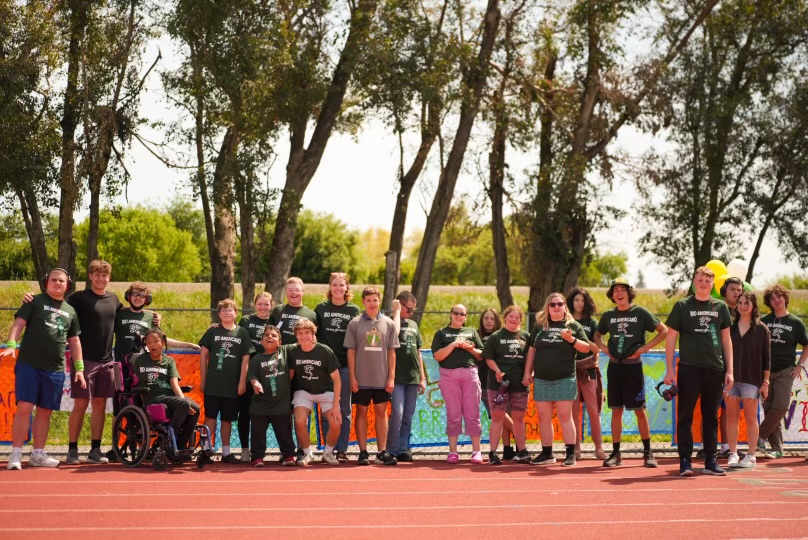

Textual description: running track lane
[1,457,807,539]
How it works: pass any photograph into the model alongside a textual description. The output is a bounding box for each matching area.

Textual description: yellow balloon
[714,273,729,294]
[706,259,728,278]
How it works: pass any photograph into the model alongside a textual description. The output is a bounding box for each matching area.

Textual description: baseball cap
[607,277,631,300]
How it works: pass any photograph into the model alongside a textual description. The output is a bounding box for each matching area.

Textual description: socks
[565,444,575,457]
[541,445,552,456]
[11,446,21,456]
[91,439,101,450]
[613,442,621,453]
[69,442,78,451]
[325,445,334,454]
[32,448,44,457]
[304,447,313,456]
[222,445,230,456]
[721,443,729,451]
[642,438,651,453]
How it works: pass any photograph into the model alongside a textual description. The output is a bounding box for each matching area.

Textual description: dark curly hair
[566,287,596,319]
[763,284,790,310]
[606,283,637,304]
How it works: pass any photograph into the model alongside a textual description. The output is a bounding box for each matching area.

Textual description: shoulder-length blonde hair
[535,292,575,331]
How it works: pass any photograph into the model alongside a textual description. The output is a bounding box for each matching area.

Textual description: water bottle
[494,380,510,405]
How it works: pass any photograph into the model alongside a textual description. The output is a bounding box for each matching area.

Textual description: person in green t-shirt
[133,329,201,451]
[758,284,808,458]
[478,308,514,458]
[247,326,296,467]
[199,299,254,464]
[269,277,317,346]
[664,266,734,477]
[2,267,85,469]
[595,277,668,469]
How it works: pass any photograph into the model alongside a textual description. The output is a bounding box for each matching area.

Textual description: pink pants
[438,367,483,437]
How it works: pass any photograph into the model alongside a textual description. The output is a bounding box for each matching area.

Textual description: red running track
[1,456,807,539]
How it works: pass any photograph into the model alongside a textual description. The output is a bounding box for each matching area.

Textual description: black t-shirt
[482,328,529,392]
[285,343,340,394]
[67,289,122,363]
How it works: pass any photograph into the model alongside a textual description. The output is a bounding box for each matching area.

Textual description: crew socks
[642,438,651,453]
[541,445,552,456]
[565,444,575,457]
[69,442,78,451]
[91,439,101,450]
[613,442,621,453]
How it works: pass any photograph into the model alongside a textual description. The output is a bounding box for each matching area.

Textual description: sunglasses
[130,292,147,298]
[548,302,565,308]
[402,304,416,313]
[451,311,467,316]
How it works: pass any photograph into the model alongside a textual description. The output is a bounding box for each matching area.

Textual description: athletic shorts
[71,360,116,399]
[15,362,65,410]
[726,382,760,400]
[352,388,391,406]
[533,376,577,402]
[292,390,335,412]
[487,389,528,412]
[606,362,646,410]
[203,394,240,422]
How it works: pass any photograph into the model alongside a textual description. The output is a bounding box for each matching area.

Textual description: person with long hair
[566,287,605,460]
[726,292,770,468]
[523,293,594,466]
[478,308,515,459]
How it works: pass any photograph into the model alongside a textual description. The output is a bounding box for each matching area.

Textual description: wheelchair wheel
[153,451,168,471]
[113,405,150,467]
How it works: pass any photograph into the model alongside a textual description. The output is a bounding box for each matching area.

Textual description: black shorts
[203,394,241,422]
[352,388,391,406]
[606,362,645,410]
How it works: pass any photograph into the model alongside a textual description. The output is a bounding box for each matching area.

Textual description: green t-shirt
[198,325,254,398]
[314,301,361,366]
[239,314,270,355]
[431,327,484,369]
[596,305,660,359]
[528,320,588,381]
[578,317,598,341]
[395,319,423,385]
[133,353,180,404]
[270,304,318,346]
[247,350,292,416]
[762,313,808,372]
[665,296,732,371]
[16,294,81,372]
[285,343,340,395]
[115,309,156,361]
[482,328,529,392]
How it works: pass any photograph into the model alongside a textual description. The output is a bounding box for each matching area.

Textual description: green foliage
[166,197,211,281]
[290,210,362,284]
[579,251,628,287]
[773,274,808,290]
[74,206,203,282]
[0,213,58,279]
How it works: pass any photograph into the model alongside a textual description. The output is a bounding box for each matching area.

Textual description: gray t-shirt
[344,311,400,388]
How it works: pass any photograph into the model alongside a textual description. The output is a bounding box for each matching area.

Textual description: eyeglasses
[548,302,565,308]
[451,311,467,316]
[220,308,236,313]
[402,304,416,313]
[130,292,147,298]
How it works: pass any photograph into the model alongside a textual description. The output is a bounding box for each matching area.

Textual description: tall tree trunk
[210,125,240,312]
[489,107,513,311]
[58,0,92,281]
[191,42,215,273]
[237,171,256,312]
[264,0,379,300]
[410,0,501,322]
[16,186,49,289]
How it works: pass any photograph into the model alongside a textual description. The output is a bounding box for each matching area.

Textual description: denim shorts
[726,381,760,399]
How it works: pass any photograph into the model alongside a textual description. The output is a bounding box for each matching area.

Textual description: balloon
[743,281,753,292]
[706,259,728,278]
[711,287,723,299]
[714,273,730,294]
[726,259,748,279]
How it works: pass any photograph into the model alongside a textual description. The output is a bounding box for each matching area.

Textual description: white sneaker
[7,450,22,470]
[29,452,59,468]
[736,454,756,468]
[322,452,340,466]
[240,449,251,463]
[727,452,740,467]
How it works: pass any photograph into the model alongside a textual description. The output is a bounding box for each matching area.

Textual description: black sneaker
[696,448,706,459]
[396,452,414,463]
[502,446,516,461]
[643,451,658,468]
[375,450,397,466]
[357,450,370,466]
[562,454,576,467]
[222,453,241,464]
[531,453,556,465]
[335,450,349,463]
[703,459,726,476]
[515,449,531,464]
[679,457,693,476]
[488,451,502,465]
[105,449,119,463]
[716,448,731,459]
[603,452,622,467]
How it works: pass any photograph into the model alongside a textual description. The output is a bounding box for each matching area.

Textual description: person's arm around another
[721,327,734,391]
[199,347,209,393]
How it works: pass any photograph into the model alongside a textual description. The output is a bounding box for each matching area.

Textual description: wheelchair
[111,352,214,470]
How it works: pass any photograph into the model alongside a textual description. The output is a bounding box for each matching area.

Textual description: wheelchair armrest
[128,387,150,395]
[180,385,193,393]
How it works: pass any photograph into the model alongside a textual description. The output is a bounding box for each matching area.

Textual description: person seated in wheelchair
[132,329,201,451]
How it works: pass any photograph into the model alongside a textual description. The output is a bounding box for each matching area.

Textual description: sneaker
[7,450,21,470]
[322,452,339,466]
[595,448,607,460]
[736,454,756,468]
[703,459,726,476]
[87,448,110,464]
[222,453,241,464]
[515,449,531,464]
[29,452,59,468]
[696,448,706,459]
[531,453,556,465]
[335,450,349,463]
[679,457,693,476]
[765,450,783,459]
[296,453,313,466]
[643,451,658,468]
[376,450,397,465]
[251,458,265,467]
[66,447,79,465]
[446,452,459,464]
[357,450,370,466]
[502,446,516,461]
[396,452,413,463]
[562,454,576,467]
[488,451,502,465]
[471,451,483,465]
[240,449,251,463]
[757,438,768,454]
[603,452,622,467]
[282,456,296,466]
[105,449,119,463]
[716,448,731,459]
[727,452,740,467]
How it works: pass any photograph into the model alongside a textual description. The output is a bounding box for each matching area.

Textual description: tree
[166,197,211,281]
[0,213,58,280]
[578,251,628,287]
[289,210,362,284]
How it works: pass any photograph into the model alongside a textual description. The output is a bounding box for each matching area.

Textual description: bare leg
[489,410,504,452]
[89,396,107,439]
[68,397,89,442]
[293,407,311,451]
[355,405,368,451]
[374,402,388,452]
[555,400,576,445]
[11,401,34,446]
[742,398,759,453]
[511,411,527,450]
[32,408,53,449]
[725,397,740,453]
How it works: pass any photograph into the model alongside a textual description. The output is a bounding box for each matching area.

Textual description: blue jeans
[323,368,352,452]
[387,383,419,455]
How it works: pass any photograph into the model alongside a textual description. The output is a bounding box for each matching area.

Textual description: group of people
[1,261,806,476]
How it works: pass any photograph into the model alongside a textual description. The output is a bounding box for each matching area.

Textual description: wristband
[6,340,17,349]
[73,359,84,372]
